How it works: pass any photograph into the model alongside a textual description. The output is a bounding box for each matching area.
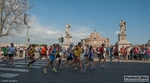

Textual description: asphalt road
[0,59,150,83]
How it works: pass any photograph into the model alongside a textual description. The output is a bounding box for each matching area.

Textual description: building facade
[81,31,110,47]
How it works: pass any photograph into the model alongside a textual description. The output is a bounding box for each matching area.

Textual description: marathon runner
[26,44,37,68]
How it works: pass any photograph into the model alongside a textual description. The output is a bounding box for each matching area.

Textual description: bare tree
[0,0,29,37]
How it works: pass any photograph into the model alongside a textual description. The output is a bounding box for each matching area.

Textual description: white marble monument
[62,23,73,49]
[116,18,131,49]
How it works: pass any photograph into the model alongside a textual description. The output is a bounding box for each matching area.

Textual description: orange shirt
[41,47,47,55]
[120,48,125,53]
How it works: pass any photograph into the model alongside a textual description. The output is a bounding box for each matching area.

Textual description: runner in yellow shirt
[66,42,84,73]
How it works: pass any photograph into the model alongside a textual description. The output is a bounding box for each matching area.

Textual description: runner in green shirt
[1,46,8,62]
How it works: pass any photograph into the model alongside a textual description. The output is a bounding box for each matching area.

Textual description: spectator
[19,47,23,57]
[134,45,139,60]
[125,46,129,61]
[130,46,135,60]
[110,45,114,62]
[106,45,110,57]
[120,46,125,60]
[140,46,146,60]
[145,48,150,61]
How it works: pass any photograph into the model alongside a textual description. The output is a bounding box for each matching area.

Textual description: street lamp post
[26,0,29,47]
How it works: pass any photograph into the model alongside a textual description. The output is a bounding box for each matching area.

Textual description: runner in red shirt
[95,43,106,68]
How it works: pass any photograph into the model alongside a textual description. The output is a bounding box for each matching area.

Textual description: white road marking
[0,73,19,78]
[14,62,46,66]
[0,67,29,72]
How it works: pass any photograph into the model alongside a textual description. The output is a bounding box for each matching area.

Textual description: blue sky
[0,0,150,45]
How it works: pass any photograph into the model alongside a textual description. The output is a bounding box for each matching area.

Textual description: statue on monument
[65,23,71,36]
[119,18,126,34]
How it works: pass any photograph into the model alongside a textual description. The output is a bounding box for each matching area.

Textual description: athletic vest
[67,47,72,57]
[3,47,8,54]
[51,48,56,56]
[86,48,89,54]
[99,47,104,54]
[41,47,47,54]
[76,46,81,56]
[89,50,93,57]
[114,48,119,55]
[29,47,35,56]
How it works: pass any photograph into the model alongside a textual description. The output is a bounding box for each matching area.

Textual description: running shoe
[52,68,57,73]
[94,66,97,69]
[90,67,94,70]
[66,66,69,70]
[119,62,121,64]
[60,65,63,69]
[80,70,84,74]
[12,64,15,67]
[36,58,39,60]
[2,59,5,62]
[49,64,51,67]
[101,65,105,68]
[90,62,92,65]
[43,69,47,73]
[1,58,5,62]
[25,60,27,63]
[83,68,87,72]
[28,64,32,68]
[73,67,78,71]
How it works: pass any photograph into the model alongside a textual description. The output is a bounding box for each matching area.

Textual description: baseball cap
[70,43,74,47]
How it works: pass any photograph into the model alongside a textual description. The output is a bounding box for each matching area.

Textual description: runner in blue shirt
[60,44,77,70]
[8,43,16,66]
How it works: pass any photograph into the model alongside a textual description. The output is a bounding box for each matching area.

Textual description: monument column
[118,34,127,41]
[62,23,73,49]
[116,19,130,49]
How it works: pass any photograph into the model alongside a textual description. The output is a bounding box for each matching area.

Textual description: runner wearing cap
[61,44,77,70]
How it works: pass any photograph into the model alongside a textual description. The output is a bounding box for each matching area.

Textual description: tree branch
[2,12,22,36]
[0,0,5,31]
[0,0,29,37]
[1,1,15,30]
